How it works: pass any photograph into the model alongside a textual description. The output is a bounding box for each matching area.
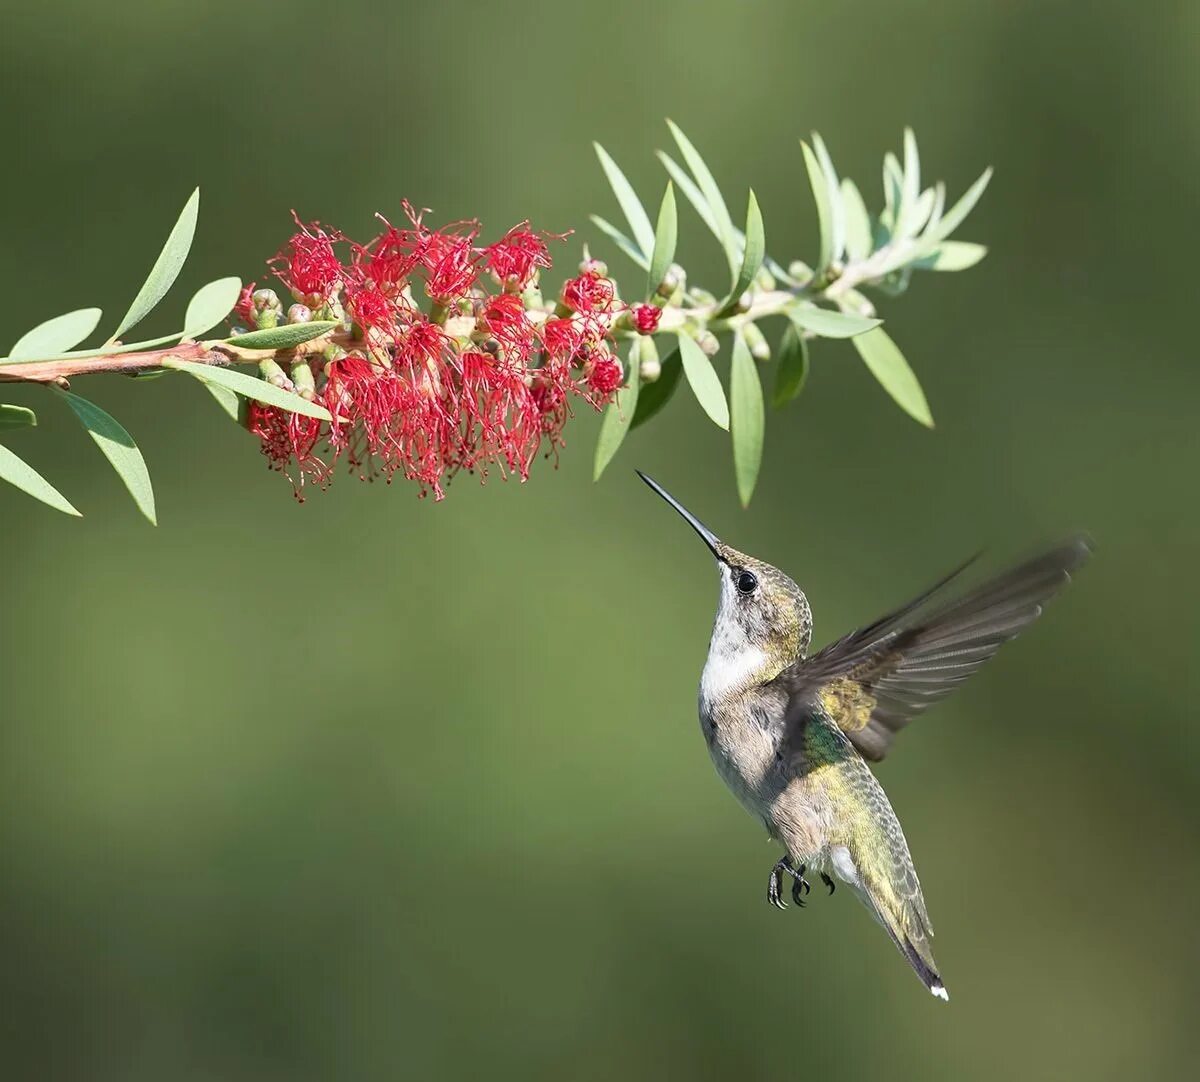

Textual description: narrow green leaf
[787,305,880,339]
[184,276,242,338]
[666,120,738,270]
[852,327,933,427]
[893,127,921,238]
[162,357,332,421]
[914,241,988,271]
[923,182,947,239]
[646,182,678,296]
[773,322,810,408]
[589,215,649,271]
[801,141,834,275]
[593,143,656,257]
[811,134,845,266]
[656,150,719,238]
[0,404,37,429]
[7,308,103,361]
[840,178,873,263]
[57,390,156,524]
[720,190,765,313]
[0,442,79,516]
[112,188,200,340]
[223,321,337,351]
[730,332,764,506]
[926,167,993,244]
[204,382,242,421]
[593,341,642,481]
[881,152,903,228]
[631,346,681,429]
[677,332,729,430]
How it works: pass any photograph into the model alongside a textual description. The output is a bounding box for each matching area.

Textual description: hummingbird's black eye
[736,570,758,595]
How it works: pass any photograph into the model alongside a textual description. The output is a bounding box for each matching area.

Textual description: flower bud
[754,266,776,292]
[258,358,293,390]
[787,260,814,286]
[654,262,685,300]
[742,322,770,361]
[287,303,312,324]
[696,329,719,357]
[578,256,608,277]
[631,303,662,335]
[637,335,661,383]
[290,360,316,400]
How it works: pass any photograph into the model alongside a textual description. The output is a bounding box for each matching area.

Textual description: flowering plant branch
[0,123,988,522]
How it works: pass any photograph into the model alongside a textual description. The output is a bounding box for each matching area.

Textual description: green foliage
[162,357,332,421]
[593,341,642,481]
[588,122,991,500]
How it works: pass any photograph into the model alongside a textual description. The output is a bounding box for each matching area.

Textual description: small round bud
[734,290,753,314]
[696,330,719,357]
[754,266,777,292]
[655,263,685,299]
[787,260,814,286]
[742,322,771,361]
[578,256,608,277]
[287,303,312,324]
[258,358,293,390]
[637,335,661,383]
[290,360,316,400]
[691,289,717,307]
[252,287,282,313]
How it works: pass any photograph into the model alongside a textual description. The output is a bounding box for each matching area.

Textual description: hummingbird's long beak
[636,471,724,561]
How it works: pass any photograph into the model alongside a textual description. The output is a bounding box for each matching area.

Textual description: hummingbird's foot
[767,856,811,908]
[784,863,811,907]
[767,861,789,909]
[820,872,836,895]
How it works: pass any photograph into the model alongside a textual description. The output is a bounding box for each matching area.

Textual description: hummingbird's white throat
[699,565,771,713]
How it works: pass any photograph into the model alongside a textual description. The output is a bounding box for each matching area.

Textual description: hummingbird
[637,471,1090,1001]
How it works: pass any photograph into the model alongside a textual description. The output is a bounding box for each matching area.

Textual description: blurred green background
[2,1,1197,1078]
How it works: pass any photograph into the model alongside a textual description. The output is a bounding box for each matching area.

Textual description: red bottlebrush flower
[235,282,257,326]
[631,303,661,334]
[420,230,479,304]
[246,401,330,498]
[273,216,344,302]
[586,352,624,396]
[480,294,536,360]
[540,316,584,360]
[484,223,555,289]
[560,270,616,315]
[354,216,422,295]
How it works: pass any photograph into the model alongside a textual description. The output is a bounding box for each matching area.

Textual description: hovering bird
[637,471,1090,1001]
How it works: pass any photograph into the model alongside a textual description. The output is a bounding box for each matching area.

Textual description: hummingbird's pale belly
[699,685,832,865]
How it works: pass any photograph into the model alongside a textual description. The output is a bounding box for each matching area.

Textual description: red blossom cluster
[243,206,636,500]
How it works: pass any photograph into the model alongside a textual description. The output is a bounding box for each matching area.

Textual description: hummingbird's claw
[767,863,788,909]
[767,856,812,909]
[820,872,836,895]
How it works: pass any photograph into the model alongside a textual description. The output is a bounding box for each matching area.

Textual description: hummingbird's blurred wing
[776,536,1092,760]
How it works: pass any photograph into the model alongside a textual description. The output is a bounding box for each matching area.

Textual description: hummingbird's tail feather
[865,891,949,1001]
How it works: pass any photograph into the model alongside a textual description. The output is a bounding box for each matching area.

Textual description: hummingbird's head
[637,472,813,664]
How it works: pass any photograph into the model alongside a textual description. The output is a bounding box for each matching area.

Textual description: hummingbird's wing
[776,536,1092,760]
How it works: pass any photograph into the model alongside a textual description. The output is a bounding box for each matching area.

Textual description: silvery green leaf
[924,182,947,239]
[893,127,921,238]
[656,150,719,239]
[590,215,649,271]
[57,390,156,524]
[881,152,903,231]
[204,381,242,421]
[224,321,338,350]
[787,305,880,339]
[811,133,845,266]
[593,143,655,257]
[896,187,936,242]
[162,357,332,421]
[772,321,810,408]
[0,442,79,516]
[840,178,873,264]
[112,188,199,340]
[720,189,765,314]
[593,341,641,481]
[730,331,764,506]
[6,308,103,361]
[677,332,729,430]
[646,182,678,297]
[183,276,242,338]
[913,241,988,271]
[631,346,681,429]
[802,141,835,275]
[666,121,738,270]
[852,327,933,427]
[0,404,36,429]
[926,167,993,244]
